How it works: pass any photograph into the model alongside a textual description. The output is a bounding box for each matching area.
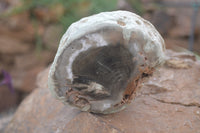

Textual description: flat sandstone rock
[5,50,200,133]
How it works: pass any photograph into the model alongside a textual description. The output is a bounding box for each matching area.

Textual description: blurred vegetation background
[4,0,145,29]
[1,0,146,53]
[7,0,119,29]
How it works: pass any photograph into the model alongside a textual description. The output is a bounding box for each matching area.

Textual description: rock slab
[5,50,200,133]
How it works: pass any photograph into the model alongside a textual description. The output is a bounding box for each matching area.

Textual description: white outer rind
[48,10,165,100]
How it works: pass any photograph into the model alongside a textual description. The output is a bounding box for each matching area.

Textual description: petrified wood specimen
[48,11,165,114]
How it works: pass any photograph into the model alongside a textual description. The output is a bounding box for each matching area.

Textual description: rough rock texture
[5,50,200,133]
[0,108,15,133]
[0,86,18,112]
